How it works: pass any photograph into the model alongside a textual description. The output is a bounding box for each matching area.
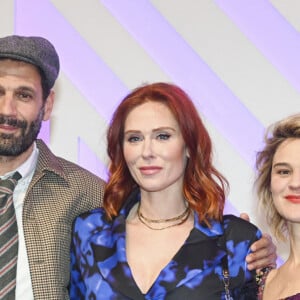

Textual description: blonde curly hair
[255,113,300,240]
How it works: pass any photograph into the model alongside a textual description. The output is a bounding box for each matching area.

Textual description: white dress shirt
[1,143,39,299]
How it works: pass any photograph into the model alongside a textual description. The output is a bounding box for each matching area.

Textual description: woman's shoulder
[223,214,261,239]
[223,214,259,229]
[73,207,109,232]
[261,266,300,300]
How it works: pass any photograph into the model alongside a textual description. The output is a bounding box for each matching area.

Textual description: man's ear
[43,90,55,121]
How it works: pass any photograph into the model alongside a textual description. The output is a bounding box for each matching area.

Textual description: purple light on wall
[101,0,265,166]
[38,120,50,144]
[215,0,300,94]
[78,138,108,181]
[14,0,128,121]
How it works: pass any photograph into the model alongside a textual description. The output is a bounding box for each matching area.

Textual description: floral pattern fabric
[69,191,261,299]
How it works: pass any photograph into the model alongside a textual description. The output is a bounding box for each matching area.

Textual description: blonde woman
[256,114,300,300]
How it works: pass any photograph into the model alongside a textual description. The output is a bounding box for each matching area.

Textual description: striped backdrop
[1,0,300,259]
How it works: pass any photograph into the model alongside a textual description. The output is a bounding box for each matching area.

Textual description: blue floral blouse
[69,192,261,299]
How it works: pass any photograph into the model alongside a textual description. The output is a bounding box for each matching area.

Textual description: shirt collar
[1,142,39,182]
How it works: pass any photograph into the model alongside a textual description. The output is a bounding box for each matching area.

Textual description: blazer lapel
[91,204,145,300]
[147,215,227,298]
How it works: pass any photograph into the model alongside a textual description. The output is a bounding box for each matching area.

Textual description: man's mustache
[0,115,27,129]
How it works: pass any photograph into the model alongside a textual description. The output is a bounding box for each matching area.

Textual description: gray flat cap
[0,35,60,89]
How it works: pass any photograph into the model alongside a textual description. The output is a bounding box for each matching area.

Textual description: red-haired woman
[70,82,275,299]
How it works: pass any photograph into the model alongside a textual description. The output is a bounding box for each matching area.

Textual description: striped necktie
[0,172,21,299]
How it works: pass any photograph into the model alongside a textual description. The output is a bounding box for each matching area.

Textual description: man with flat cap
[0,35,105,299]
[0,35,276,299]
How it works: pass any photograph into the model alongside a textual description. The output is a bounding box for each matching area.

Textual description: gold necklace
[137,203,190,230]
[138,204,190,223]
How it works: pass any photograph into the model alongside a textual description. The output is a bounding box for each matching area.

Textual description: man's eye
[17,92,32,100]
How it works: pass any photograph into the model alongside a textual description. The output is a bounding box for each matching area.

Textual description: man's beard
[0,109,44,156]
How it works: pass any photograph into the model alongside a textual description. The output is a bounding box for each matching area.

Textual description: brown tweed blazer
[23,139,105,299]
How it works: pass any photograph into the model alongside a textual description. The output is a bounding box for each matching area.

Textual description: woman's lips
[285,195,300,203]
[139,166,162,175]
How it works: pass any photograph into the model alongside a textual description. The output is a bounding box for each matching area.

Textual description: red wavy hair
[104,82,228,225]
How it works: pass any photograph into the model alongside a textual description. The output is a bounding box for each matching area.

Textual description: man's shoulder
[36,139,106,185]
